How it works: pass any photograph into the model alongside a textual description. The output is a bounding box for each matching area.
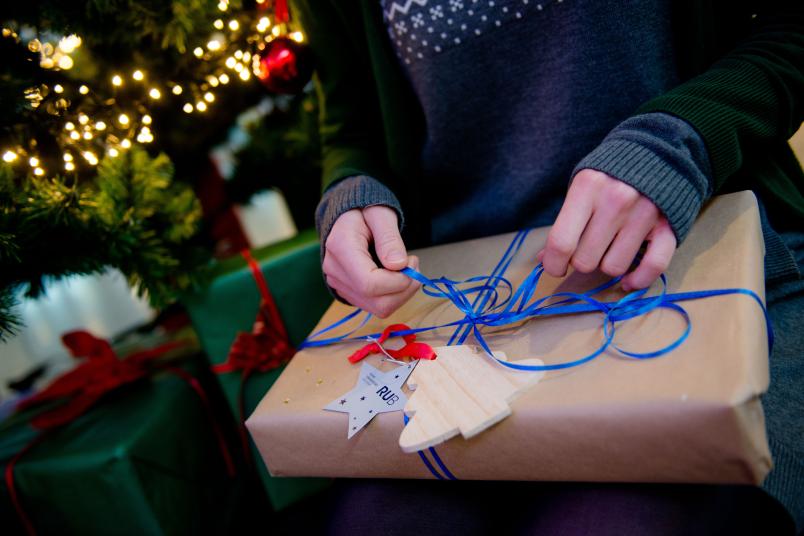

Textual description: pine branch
[0,147,207,334]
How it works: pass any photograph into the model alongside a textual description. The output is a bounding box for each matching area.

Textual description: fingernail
[387,250,405,263]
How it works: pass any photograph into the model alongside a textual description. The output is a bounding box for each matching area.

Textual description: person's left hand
[539,169,677,291]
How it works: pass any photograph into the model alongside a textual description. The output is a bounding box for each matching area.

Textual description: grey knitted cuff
[316,175,404,244]
[315,175,404,302]
[573,112,713,244]
[574,139,701,242]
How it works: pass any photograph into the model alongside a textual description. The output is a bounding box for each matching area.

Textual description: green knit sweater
[291,0,804,246]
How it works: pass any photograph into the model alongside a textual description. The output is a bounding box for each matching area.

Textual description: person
[290,0,804,532]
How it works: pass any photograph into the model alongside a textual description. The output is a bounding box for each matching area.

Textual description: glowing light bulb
[257,17,271,32]
[65,161,75,171]
[83,132,92,140]
[207,40,222,51]
[204,92,215,103]
[78,114,89,125]
[148,88,161,99]
[208,76,219,87]
[70,131,81,140]
[118,114,130,125]
[290,31,304,43]
[142,115,152,125]
[193,47,204,58]
[54,84,64,93]
[239,69,250,81]
[172,85,183,95]
[95,121,107,130]
[108,148,119,157]
[225,57,236,69]
[34,167,45,176]
[65,122,75,130]
[132,70,144,81]
[58,56,74,69]
[228,20,239,31]
[234,50,243,59]
[214,19,224,30]
[272,26,281,37]
[121,139,132,148]
[218,74,230,84]
[2,151,17,163]
[196,101,207,112]
[112,75,123,86]
[29,157,39,167]
[217,1,228,11]
[79,85,89,94]
[83,151,98,165]
[59,35,81,53]
[63,153,73,162]
[183,103,194,113]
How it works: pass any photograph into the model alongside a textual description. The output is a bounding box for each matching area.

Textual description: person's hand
[540,169,677,291]
[323,206,420,317]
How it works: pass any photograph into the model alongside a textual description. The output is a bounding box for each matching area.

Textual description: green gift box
[0,355,244,535]
[184,229,333,510]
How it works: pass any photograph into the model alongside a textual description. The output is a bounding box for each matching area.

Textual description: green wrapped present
[184,229,332,510]
[0,351,245,535]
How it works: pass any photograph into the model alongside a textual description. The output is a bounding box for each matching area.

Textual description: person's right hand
[323,206,420,318]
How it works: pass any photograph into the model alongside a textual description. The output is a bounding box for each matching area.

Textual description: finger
[599,197,659,277]
[336,276,421,318]
[327,254,420,297]
[571,180,641,273]
[337,249,413,297]
[570,207,627,274]
[363,205,408,271]
[542,172,598,277]
[621,219,676,290]
[325,216,412,296]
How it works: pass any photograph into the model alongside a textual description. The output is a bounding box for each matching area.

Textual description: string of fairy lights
[1,0,304,179]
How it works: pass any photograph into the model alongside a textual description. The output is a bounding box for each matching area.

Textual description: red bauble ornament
[257,37,313,94]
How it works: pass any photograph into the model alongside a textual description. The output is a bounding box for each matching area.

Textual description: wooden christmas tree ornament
[399,345,545,453]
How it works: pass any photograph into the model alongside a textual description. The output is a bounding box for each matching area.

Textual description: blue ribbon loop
[301,229,773,480]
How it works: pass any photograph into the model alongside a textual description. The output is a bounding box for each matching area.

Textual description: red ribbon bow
[7,330,234,536]
[348,324,437,363]
[213,250,295,378]
[16,331,184,430]
[212,303,294,376]
[212,249,296,464]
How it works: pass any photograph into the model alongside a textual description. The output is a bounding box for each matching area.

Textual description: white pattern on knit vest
[385,0,429,20]
[380,0,565,65]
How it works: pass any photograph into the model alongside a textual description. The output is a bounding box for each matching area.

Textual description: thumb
[362,205,408,271]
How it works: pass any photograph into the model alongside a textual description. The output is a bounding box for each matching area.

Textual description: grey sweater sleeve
[315,175,404,246]
[315,175,405,302]
[573,112,713,244]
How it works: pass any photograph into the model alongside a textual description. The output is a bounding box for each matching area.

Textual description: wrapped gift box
[247,191,772,484]
[0,355,244,534]
[184,229,332,509]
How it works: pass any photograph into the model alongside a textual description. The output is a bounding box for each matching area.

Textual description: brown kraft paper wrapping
[246,191,772,484]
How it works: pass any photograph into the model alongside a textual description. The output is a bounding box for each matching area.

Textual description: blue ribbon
[301,229,773,480]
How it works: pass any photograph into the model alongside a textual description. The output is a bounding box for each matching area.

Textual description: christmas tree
[0,0,318,339]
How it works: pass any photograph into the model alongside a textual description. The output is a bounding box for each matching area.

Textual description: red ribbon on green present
[213,249,296,465]
[6,330,236,536]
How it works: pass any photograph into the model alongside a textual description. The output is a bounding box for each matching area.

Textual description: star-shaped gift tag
[324,360,417,438]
